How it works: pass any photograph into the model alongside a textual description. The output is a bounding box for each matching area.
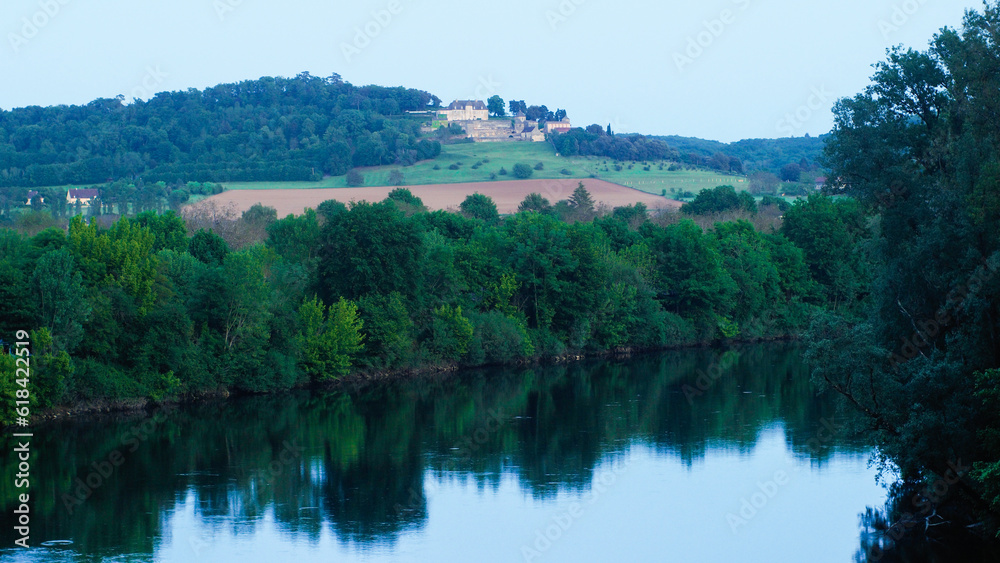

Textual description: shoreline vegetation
[2,183,845,430]
[23,334,798,425]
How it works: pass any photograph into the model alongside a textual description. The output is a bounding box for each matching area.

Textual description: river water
[1,344,886,562]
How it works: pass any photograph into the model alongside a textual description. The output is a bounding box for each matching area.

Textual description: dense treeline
[0,184,863,420]
[0,72,442,187]
[660,134,826,175]
[548,127,679,162]
[804,4,1000,559]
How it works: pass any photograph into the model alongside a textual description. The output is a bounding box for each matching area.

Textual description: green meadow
[222,142,749,196]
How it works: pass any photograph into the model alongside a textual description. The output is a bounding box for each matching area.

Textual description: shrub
[560,169,572,175]
[534,162,544,171]
[466,312,532,365]
[346,169,364,186]
[433,164,441,170]
[499,167,508,176]
[429,305,474,361]
[512,163,533,179]
[449,163,460,170]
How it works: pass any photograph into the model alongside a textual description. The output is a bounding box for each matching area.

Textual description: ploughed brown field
[189,179,681,216]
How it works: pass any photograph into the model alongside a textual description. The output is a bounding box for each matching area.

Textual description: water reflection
[1,344,879,561]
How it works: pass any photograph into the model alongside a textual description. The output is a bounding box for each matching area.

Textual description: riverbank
[17,334,798,427]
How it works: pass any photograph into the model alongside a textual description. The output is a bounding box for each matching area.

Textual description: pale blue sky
[0,0,973,142]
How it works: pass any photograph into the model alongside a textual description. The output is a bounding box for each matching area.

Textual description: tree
[346,169,364,186]
[31,248,91,352]
[680,185,756,215]
[318,201,422,301]
[814,5,1000,527]
[518,193,552,213]
[460,193,500,223]
[487,95,506,117]
[512,163,533,179]
[780,163,802,182]
[189,229,230,265]
[748,171,781,195]
[296,296,364,381]
[569,182,595,213]
[136,211,188,252]
[388,169,405,186]
[508,100,527,116]
[554,109,567,122]
[266,208,320,263]
[429,304,473,361]
[386,188,426,214]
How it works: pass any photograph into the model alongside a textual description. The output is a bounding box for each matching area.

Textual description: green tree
[487,95,506,117]
[318,201,422,301]
[346,169,364,186]
[358,292,414,369]
[460,193,500,223]
[266,209,320,263]
[297,296,365,381]
[136,210,188,252]
[518,193,552,214]
[815,4,1000,528]
[31,248,91,352]
[512,163,533,179]
[569,182,595,214]
[680,185,756,215]
[189,229,230,265]
[429,304,473,361]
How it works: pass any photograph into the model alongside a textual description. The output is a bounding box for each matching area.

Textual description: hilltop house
[25,190,42,205]
[437,100,489,122]
[67,188,99,206]
[544,117,572,134]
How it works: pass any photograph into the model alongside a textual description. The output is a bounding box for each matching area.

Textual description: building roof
[448,100,487,111]
[27,190,38,198]
[69,188,100,199]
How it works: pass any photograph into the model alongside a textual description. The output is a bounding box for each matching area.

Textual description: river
[1,344,885,562]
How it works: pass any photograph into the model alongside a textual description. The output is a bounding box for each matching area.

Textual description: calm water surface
[1,344,886,562]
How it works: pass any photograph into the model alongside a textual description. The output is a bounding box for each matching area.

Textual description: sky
[0,0,975,143]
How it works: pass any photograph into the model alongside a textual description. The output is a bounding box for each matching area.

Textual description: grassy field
[221,142,749,197]
[27,143,761,201]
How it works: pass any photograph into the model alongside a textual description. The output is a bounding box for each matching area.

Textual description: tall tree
[487,95,506,117]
